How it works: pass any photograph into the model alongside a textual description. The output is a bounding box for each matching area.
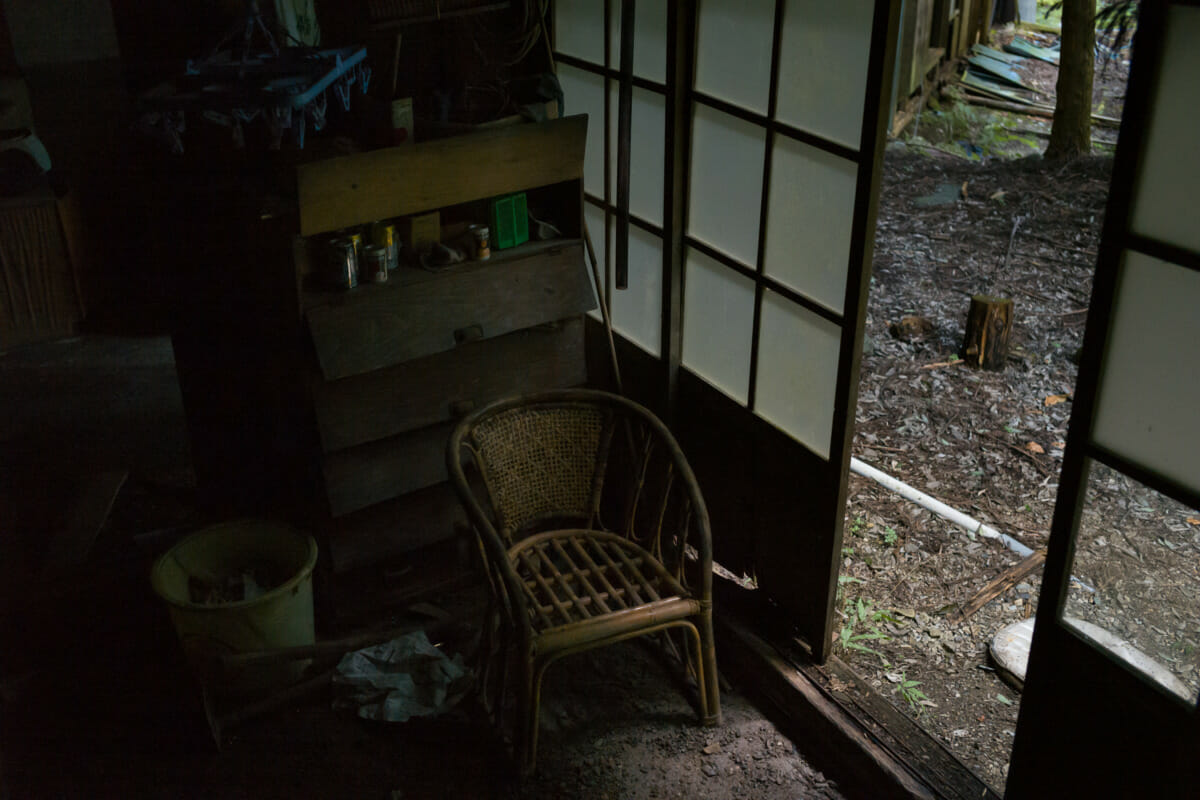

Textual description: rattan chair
[446,389,721,774]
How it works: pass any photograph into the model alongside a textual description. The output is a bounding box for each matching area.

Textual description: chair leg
[516,654,537,776]
[697,612,722,726]
[518,657,555,776]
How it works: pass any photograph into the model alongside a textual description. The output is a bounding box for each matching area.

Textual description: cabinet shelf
[300,237,584,313]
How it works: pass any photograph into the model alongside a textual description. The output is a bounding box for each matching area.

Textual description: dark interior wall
[107,0,234,90]
[2,0,120,66]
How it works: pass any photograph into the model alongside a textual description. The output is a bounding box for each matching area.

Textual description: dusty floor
[0,335,842,799]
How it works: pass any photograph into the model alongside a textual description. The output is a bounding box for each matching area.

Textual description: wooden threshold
[714,581,1000,800]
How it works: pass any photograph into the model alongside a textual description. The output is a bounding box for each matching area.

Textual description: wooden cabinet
[170,116,592,599]
[236,115,592,580]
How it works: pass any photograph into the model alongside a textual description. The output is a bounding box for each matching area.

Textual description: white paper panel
[688,103,766,267]
[776,0,873,151]
[608,0,667,83]
[754,290,841,459]
[1130,5,1200,255]
[682,248,756,403]
[695,0,775,114]
[554,0,605,64]
[1063,460,1200,704]
[584,200,607,321]
[1093,252,1200,494]
[763,136,858,314]
[608,86,666,225]
[609,226,663,356]
[556,64,607,198]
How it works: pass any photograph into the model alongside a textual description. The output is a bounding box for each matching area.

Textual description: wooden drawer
[326,481,467,573]
[322,422,454,517]
[305,241,593,381]
[312,317,585,452]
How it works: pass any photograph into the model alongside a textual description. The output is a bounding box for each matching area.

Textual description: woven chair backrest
[470,403,608,541]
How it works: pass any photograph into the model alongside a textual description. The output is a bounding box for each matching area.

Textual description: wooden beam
[297,115,587,237]
[946,548,1046,626]
[960,92,1124,128]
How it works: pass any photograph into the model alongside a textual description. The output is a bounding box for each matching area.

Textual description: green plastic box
[490,192,529,250]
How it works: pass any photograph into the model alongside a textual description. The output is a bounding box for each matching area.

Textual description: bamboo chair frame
[446,389,721,774]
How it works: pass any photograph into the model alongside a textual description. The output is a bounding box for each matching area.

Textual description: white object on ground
[990,617,1036,688]
[991,616,1194,701]
[334,630,472,722]
[1063,617,1194,701]
[850,457,1035,557]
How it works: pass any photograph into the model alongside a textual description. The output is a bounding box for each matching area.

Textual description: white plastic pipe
[850,457,1035,558]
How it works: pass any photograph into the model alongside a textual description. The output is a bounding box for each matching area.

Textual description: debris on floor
[334,630,472,722]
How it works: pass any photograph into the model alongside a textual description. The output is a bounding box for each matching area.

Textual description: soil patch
[843,142,1110,793]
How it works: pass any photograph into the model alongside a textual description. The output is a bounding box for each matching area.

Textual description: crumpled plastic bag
[333,630,472,722]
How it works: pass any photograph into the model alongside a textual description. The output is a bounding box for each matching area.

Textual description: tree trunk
[963,295,1014,370]
[1045,0,1096,159]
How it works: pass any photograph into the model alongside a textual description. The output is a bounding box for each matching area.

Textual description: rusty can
[326,237,358,290]
[363,244,389,283]
[370,222,399,271]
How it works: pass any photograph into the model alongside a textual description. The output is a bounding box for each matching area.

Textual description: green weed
[837,596,892,662]
[896,672,932,714]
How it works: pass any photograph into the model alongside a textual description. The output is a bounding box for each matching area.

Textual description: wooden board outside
[909,0,934,92]
[322,422,455,517]
[313,317,586,452]
[306,242,593,380]
[296,115,587,237]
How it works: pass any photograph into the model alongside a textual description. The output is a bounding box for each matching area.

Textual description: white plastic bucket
[151,519,318,694]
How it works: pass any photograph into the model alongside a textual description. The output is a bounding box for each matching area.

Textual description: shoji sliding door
[555,1,668,361]
[1006,3,1200,795]
[553,0,899,658]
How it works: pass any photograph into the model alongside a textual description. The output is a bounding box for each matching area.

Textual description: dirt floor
[0,337,843,799]
[508,640,844,799]
[840,26,1199,796]
[843,142,1109,793]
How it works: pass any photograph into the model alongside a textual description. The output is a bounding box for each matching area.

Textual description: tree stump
[963,295,1013,370]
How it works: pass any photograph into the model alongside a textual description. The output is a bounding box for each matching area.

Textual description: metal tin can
[469,224,491,261]
[370,222,400,271]
[363,244,389,283]
[326,238,358,290]
[347,231,364,264]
